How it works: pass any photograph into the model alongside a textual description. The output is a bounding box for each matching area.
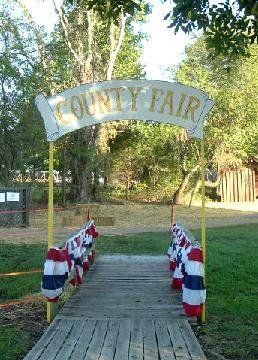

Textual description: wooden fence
[219,168,257,202]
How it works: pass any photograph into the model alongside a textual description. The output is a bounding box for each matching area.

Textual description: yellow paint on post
[47,142,54,323]
[201,139,206,323]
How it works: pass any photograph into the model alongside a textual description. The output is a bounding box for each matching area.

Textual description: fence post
[47,142,54,323]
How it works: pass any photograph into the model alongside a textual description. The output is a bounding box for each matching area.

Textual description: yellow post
[201,139,206,323]
[47,142,54,323]
[171,201,176,227]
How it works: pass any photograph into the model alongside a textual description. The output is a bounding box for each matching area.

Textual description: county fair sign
[36,80,214,141]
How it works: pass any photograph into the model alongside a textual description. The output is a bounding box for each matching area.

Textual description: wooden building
[219,164,258,202]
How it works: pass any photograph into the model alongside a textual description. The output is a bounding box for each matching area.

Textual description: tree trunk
[173,164,201,205]
[187,177,221,207]
[188,178,201,207]
[173,172,193,205]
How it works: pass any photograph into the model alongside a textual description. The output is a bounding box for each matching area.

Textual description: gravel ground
[0,202,257,243]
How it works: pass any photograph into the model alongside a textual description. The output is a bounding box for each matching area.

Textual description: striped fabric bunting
[183,246,206,317]
[41,247,69,302]
[167,224,206,318]
[41,219,99,302]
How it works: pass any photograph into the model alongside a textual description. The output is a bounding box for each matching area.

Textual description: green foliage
[66,0,148,23]
[164,0,258,57]
[0,2,48,185]
[108,122,182,201]
[114,26,146,78]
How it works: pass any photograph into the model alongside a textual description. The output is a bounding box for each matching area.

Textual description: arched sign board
[36,80,214,141]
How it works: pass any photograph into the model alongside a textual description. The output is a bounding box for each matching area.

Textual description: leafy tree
[109,38,258,205]
[48,0,146,202]
[0,2,48,185]
[175,38,258,202]
[109,122,179,199]
[164,0,258,56]
[0,0,145,205]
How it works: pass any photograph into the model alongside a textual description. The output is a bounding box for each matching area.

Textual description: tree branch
[106,12,127,80]
[83,9,95,82]
[52,0,81,63]
[17,0,47,68]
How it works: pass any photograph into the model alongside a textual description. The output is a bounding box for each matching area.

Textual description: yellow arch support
[201,139,206,323]
[47,142,54,323]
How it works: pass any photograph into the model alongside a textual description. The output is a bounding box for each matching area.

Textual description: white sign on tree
[36,80,214,141]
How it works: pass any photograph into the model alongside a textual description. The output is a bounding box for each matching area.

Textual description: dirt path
[0,203,257,243]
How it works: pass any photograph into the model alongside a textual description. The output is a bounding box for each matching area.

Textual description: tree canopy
[70,0,258,56]
[164,0,258,56]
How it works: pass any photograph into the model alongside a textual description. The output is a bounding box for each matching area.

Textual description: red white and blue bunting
[168,223,206,317]
[41,219,99,302]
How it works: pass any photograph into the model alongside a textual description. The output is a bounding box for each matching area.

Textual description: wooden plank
[225,171,229,202]
[71,291,179,298]
[178,320,206,360]
[247,168,251,201]
[221,173,226,202]
[249,168,254,201]
[252,169,256,201]
[245,168,249,202]
[235,170,239,202]
[155,319,176,360]
[114,319,132,360]
[233,170,238,202]
[67,300,177,308]
[166,320,190,359]
[99,320,120,360]
[60,309,184,320]
[229,171,233,202]
[244,168,248,202]
[84,320,108,360]
[142,319,159,360]
[238,170,243,202]
[23,319,61,360]
[129,319,143,360]
[39,319,74,360]
[54,320,86,360]
[63,304,182,311]
[69,320,97,360]
[246,168,250,202]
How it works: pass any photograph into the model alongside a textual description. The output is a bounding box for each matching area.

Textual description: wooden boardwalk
[24,256,206,360]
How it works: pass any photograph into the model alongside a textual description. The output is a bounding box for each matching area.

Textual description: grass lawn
[0,243,47,302]
[0,223,257,359]
[0,242,47,360]
[0,326,31,360]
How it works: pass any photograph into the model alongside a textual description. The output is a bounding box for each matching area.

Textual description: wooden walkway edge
[24,255,206,360]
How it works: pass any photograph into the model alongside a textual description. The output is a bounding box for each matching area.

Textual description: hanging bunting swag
[168,224,206,317]
[42,220,99,302]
